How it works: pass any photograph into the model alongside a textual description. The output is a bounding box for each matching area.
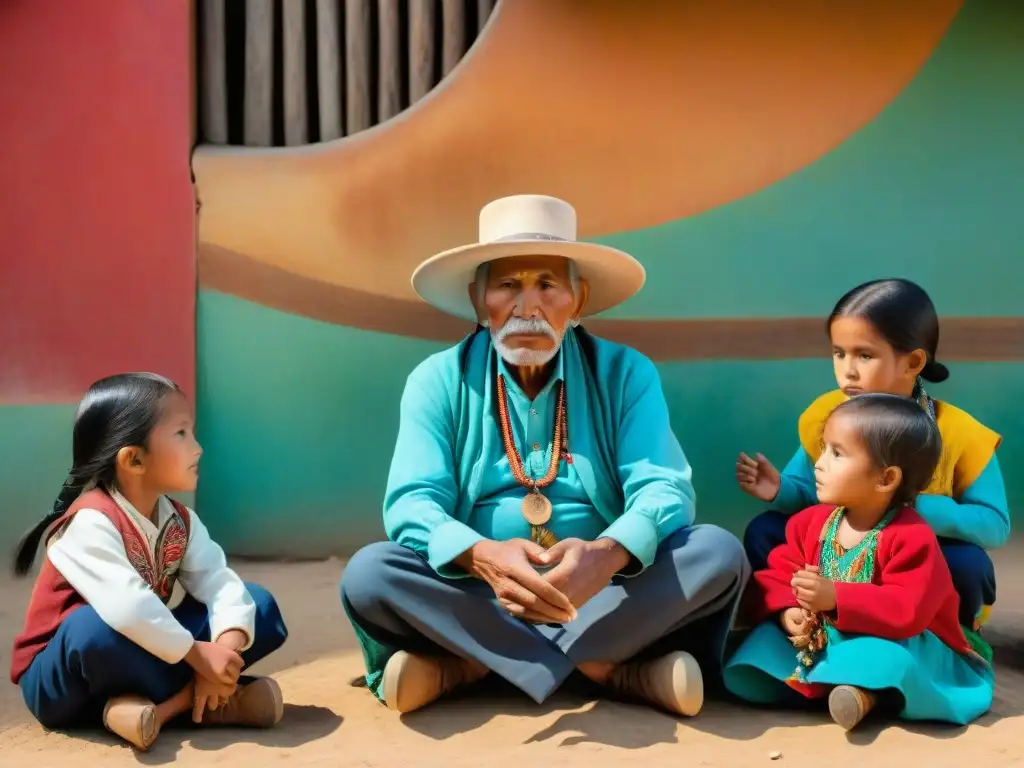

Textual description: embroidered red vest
[9,489,191,684]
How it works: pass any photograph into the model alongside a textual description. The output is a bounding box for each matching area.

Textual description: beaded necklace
[495,373,570,549]
[818,505,896,583]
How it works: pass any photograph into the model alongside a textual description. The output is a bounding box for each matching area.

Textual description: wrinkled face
[471,255,587,367]
[141,392,203,493]
[830,316,924,398]
[814,410,896,509]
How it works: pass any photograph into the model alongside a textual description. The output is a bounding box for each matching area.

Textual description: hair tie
[921,360,950,384]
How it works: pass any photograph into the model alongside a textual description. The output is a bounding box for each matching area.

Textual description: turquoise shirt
[383,328,696,578]
[470,354,606,544]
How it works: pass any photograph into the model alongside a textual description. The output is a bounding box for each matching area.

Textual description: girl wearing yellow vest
[736,279,1007,631]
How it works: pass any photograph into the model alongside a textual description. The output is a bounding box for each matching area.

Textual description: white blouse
[46,490,256,664]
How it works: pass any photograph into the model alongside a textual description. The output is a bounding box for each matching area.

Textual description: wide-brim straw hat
[411,195,646,321]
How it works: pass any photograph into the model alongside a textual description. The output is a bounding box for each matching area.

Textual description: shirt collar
[110,488,173,529]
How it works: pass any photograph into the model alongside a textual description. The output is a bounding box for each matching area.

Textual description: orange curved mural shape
[195,0,962,335]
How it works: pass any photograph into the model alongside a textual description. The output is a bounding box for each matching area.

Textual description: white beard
[492,317,562,366]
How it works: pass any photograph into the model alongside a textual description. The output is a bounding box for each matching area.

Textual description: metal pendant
[531,525,559,550]
[521,490,552,526]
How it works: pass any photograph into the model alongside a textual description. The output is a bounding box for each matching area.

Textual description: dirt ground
[1,550,1022,768]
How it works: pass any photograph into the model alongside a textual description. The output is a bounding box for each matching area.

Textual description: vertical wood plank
[477,0,494,34]
[244,0,275,146]
[377,0,402,122]
[441,0,466,78]
[282,0,308,145]
[316,0,344,140]
[345,0,372,135]
[200,0,228,143]
[409,0,436,104]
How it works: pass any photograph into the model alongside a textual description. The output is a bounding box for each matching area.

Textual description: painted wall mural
[193,0,1023,556]
[1,1,1019,559]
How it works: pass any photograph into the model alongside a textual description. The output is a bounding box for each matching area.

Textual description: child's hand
[736,452,782,502]
[192,674,237,723]
[791,565,837,613]
[185,641,244,685]
[779,606,810,636]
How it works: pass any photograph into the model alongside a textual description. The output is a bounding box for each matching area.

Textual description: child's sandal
[103,695,160,750]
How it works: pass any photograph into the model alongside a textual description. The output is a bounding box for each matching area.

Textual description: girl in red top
[10,373,288,750]
[724,394,993,730]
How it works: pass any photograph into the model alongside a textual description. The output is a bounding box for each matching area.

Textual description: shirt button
[532,442,541,451]
[530,408,537,416]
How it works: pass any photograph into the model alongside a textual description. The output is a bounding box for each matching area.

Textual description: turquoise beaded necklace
[818,505,898,583]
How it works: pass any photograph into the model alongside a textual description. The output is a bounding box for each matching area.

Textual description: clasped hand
[458,537,629,624]
[790,564,837,613]
[185,634,246,722]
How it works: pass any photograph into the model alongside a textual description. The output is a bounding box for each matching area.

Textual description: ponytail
[12,473,88,576]
[921,359,950,383]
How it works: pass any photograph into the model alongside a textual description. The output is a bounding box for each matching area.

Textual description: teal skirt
[723,621,993,725]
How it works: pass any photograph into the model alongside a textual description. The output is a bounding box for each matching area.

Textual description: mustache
[495,317,557,342]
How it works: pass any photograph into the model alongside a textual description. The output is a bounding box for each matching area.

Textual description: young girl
[10,373,289,751]
[737,279,1008,631]
[725,394,993,730]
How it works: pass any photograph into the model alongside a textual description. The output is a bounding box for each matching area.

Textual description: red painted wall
[0,1,195,404]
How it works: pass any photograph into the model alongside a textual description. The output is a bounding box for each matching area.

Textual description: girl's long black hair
[828,278,949,383]
[12,372,180,576]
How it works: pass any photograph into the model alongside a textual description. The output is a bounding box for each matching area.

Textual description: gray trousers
[340,524,749,704]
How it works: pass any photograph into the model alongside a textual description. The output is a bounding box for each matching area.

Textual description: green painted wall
[1,405,77,548]
[191,0,1024,556]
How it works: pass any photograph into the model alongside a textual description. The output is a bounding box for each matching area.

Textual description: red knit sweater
[743,504,973,657]
[10,489,191,684]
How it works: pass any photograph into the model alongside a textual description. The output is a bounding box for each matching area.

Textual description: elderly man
[341,195,748,716]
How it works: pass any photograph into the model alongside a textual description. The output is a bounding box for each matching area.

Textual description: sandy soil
[1,551,1022,768]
